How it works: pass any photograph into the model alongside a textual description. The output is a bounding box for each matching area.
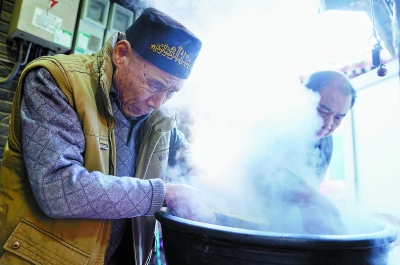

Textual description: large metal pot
[155,211,398,265]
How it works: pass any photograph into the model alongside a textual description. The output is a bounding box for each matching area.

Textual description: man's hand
[285,176,349,235]
[298,193,348,235]
[164,183,216,223]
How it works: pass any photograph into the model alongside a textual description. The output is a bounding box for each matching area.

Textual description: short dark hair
[304,70,357,108]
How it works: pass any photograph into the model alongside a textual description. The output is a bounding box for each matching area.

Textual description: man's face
[316,85,352,139]
[112,41,185,118]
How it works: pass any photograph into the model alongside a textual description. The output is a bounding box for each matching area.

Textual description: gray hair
[304,70,357,108]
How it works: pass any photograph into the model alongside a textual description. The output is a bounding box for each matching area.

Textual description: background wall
[0,0,18,163]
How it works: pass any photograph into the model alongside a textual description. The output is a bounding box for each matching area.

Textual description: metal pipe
[20,42,33,66]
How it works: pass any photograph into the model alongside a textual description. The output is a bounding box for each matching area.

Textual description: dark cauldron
[155,211,398,265]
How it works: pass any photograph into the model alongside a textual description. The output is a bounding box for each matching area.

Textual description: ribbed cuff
[146,179,165,216]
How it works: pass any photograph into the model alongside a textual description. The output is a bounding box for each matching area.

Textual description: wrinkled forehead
[319,85,352,112]
[139,56,186,88]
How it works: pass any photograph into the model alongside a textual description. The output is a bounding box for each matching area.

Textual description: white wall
[342,60,400,216]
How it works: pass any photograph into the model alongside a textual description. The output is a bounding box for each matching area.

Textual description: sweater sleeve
[21,67,164,219]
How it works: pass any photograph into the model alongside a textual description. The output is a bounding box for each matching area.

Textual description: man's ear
[112,40,133,67]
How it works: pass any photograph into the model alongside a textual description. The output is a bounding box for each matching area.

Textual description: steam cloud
[117,1,400,263]
[124,0,328,233]
[122,0,398,241]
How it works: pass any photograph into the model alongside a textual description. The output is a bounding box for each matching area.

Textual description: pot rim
[155,211,398,250]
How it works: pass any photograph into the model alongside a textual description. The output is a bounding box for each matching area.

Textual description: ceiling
[323,0,397,57]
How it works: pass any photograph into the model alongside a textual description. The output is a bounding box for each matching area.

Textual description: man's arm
[21,67,164,219]
[282,171,348,235]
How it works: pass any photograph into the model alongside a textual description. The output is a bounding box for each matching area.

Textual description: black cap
[125,8,202,79]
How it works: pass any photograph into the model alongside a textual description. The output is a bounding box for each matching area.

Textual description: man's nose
[323,115,334,130]
[147,91,167,110]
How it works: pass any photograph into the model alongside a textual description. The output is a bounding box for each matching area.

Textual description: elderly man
[253,70,357,236]
[305,70,357,183]
[294,70,357,234]
[0,7,212,265]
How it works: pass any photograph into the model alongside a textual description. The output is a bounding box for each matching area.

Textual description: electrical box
[74,19,105,54]
[104,2,134,44]
[8,0,80,53]
[72,0,110,55]
[81,0,110,29]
